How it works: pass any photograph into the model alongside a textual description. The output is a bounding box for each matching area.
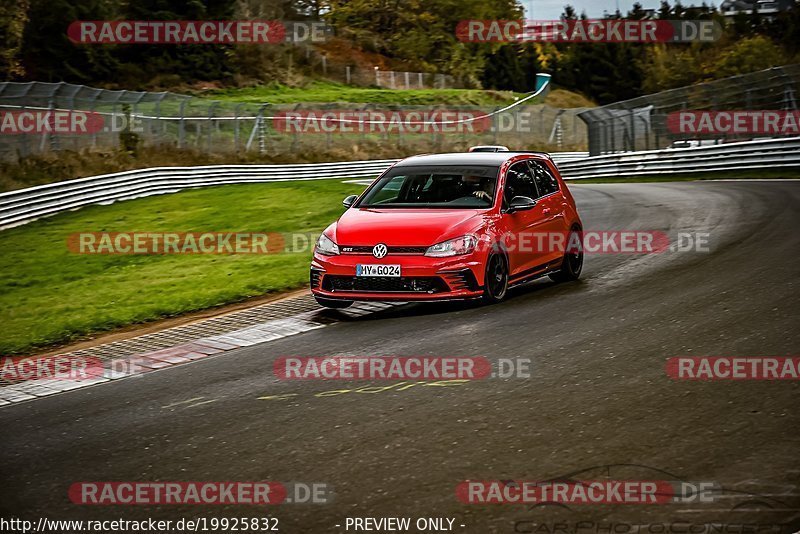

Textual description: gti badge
[372,243,388,259]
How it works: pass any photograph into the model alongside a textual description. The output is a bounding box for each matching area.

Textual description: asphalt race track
[1,181,799,533]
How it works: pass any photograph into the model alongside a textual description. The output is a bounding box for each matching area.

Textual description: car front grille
[322,275,448,293]
[340,245,428,255]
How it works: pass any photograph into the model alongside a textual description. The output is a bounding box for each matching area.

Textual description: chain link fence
[0,81,586,162]
[298,47,459,88]
[297,42,462,88]
[579,64,800,156]
[299,63,456,88]
[373,70,454,89]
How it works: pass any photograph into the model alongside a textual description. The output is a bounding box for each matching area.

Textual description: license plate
[356,264,401,277]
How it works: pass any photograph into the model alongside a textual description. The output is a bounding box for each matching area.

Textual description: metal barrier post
[234,103,244,151]
[258,104,268,155]
[207,101,219,153]
[178,99,187,149]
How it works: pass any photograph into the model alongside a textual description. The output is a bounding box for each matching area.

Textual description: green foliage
[537,2,798,103]
[481,44,535,92]
[108,0,235,86]
[20,0,119,83]
[0,0,29,78]
[713,35,789,78]
[208,80,526,105]
[326,0,523,87]
[118,105,141,156]
[2,0,799,104]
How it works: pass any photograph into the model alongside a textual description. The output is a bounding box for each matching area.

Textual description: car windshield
[358,165,500,208]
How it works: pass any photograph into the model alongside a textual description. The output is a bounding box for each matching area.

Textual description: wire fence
[299,49,458,88]
[373,70,454,89]
[297,43,462,89]
[4,66,799,161]
[300,64,455,88]
[579,64,800,156]
[0,81,586,161]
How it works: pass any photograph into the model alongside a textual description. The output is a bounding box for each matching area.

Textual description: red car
[310,151,583,308]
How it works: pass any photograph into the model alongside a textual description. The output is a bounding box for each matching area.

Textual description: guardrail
[557,137,800,180]
[1,140,797,230]
[0,159,398,230]
[0,153,586,230]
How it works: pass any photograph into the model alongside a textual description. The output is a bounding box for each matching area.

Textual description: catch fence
[579,64,800,155]
[0,81,586,161]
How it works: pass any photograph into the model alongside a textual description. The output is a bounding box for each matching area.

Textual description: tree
[628,3,648,20]
[658,1,672,19]
[20,0,119,83]
[561,5,578,20]
[708,35,787,78]
[117,0,235,87]
[0,0,30,79]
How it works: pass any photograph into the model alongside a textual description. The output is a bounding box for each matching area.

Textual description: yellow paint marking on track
[161,397,204,409]
[257,393,300,401]
[256,380,472,402]
[316,379,471,397]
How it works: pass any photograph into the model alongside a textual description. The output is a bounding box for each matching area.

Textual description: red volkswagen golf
[310,151,584,308]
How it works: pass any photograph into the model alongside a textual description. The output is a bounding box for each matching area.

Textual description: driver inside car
[463,175,495,202]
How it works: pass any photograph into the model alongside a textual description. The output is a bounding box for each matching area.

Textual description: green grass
[4,167,792,355]
[0,179,365,355]
[206,80,529,106]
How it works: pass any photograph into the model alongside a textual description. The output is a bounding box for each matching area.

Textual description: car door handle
[542,208,551,215]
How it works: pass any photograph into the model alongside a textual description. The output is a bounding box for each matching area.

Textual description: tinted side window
[504,162,538,205]
[528,161,559,197]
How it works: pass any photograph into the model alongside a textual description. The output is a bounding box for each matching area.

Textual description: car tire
[482,253,509,303]
[549,228,583,283]
[314,296,354,309]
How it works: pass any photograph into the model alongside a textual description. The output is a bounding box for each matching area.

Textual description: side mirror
[506,196,537,213]
[342,194,358,208]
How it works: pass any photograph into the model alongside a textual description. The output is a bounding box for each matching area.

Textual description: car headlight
[425,235,478,257]
[315,233,340,256]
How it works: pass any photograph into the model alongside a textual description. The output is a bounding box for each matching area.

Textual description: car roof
[394,152,551,167]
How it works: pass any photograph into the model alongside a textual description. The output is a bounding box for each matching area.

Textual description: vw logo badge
[372,243,388,259]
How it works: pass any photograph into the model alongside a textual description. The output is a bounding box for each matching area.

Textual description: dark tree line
[1,0,798,103]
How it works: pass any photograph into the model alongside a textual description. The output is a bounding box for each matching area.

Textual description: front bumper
[310,252,485,301]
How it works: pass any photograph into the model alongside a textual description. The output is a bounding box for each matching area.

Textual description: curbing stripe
[0,297,406,406]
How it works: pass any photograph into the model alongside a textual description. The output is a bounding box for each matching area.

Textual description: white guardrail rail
[557,137,800,179]
[1,139,798,230]
[0,159,399,230]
